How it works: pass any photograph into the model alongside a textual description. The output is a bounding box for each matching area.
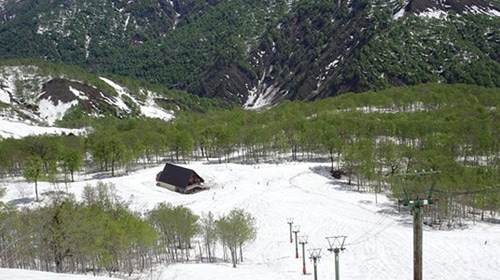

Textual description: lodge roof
[157,163,204,189]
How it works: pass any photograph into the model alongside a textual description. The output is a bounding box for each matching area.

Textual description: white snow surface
[38,97,78,125]
[0,122,499,280]
[99,77,174,121]
[244,67,280,109]
[0,118,86,139]
[0,268,112,280]
[419,9,448,19]
[0,72,175,139]
[1,163,500,279]
[418,5,500,19]
[393,6,406,19]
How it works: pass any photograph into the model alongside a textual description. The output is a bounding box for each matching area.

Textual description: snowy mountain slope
[0,64,174,131]
[1,0,499,107]
[1,160,499,280]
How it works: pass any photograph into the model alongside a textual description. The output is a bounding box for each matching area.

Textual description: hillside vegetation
[1,83,499,224]
[0,59,235,127]
[0,0,498,105]
[0,181,256,275]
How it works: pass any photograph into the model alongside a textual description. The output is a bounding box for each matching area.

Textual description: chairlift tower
[292,226,300,258]
[287,218,294,243]
[298,235,308,274]
[396,170,440,280]
[326,236,347,280]
[308,248,322,280]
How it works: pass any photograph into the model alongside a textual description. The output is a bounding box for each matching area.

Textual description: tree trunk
[55,252,63,273]
[230,247,237,268]
[207,244,212,263]
[239,243,243,262]
[35,180,39,201]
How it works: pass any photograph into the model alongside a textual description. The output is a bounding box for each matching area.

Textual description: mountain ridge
[0,61,231,127]
[0,0,498,108]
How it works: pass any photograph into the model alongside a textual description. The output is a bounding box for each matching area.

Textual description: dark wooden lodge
[156,163,207,194]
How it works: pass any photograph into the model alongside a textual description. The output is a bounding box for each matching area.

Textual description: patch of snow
[419,9,448,19]
[100,77,174,121]
[98,77,132,112]
[138,90,174,121]
[244,66,280,109]
[0,83,11,103]
[69,86,89,100]
[84,35,91,59]
[486,8,500,17]
[124,14,130,30]
[173,12,181,29]
[36,25,50,35]
[38,98,78,126]
[467,5,500,17]
[0,268,111,280]
[325,59,339,71]
[244,84,280,110]
[0,118,85,139]
[393,5,406,19]
[0,65,57,123]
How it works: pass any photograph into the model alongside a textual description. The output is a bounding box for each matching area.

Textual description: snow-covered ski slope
[2,161,499,280]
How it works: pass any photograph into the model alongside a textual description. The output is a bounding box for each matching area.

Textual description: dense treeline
[0,182,256,275]
[0,83,499,222]
[0,183,156,276]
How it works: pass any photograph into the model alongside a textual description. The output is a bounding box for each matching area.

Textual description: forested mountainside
[0,0,498,107]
